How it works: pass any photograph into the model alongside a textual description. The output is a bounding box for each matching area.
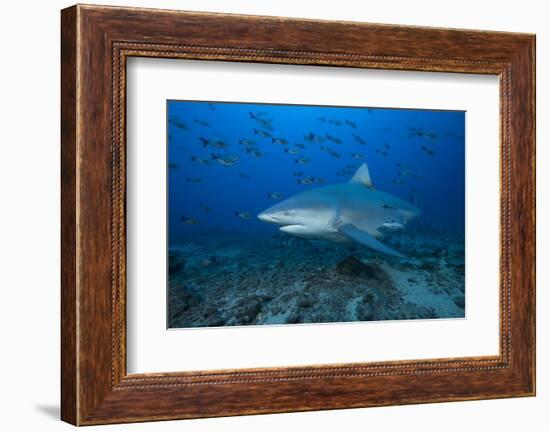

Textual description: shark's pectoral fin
[339,224,405,258]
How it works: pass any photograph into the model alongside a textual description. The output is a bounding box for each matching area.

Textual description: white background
[0,0,547,430]
[127,59,499,373]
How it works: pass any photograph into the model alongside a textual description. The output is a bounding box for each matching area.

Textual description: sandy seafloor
[167,229,465,328]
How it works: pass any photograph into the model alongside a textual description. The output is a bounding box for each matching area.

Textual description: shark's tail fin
[199,137,209,147]
[410,190,418,207]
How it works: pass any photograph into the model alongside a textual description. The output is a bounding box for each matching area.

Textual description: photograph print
[167,100,465,329]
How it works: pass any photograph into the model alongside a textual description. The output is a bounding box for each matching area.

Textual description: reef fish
[235,211,252,220]
[200,137,229,149]
[211,153,239,166]
[257,162,420,257]
[267,192,284,200]
[193,118,211,127]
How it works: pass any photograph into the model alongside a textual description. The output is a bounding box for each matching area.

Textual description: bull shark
[257,163,420,258]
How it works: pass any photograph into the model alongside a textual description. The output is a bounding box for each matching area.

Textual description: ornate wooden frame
[61,4,536,425]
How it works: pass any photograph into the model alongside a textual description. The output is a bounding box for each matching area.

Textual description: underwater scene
[167,100,465,329]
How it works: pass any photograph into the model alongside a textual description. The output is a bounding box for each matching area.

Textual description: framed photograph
[61,4,535,425]
[165,101,465,330]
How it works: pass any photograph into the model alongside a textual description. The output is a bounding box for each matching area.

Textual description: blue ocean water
[167,100,465,328]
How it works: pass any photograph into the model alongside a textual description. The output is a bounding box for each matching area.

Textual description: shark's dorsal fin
[349,163,374,188]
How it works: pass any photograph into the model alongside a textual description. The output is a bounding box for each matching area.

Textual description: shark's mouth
[279,224,307,234]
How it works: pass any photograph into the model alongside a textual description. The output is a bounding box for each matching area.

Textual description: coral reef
[168,231,465,328]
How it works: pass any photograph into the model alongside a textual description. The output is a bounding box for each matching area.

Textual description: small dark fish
[238,139,256,146]
[328,150,341,158]
[304,132,325,144]
[336,170,353,177]
[271,137,288,145]
[384,142,390,149]
[193,118,211,127]
[169,117,189,131]
[393,179,405,185]
[180,216,199,224]
[239,172,251,179]
[380,220,404,232]
[190,155,210,165]
[248,112,273,130]
[350,153,364,160]
[367,108,374,115]
[295,157,312,165]
[248,111,272,120]
[297,176,323,184]
[381,203,397,210]
[294,143,306,149]
[328,119,343,126]
[245,147,263,158]
[407,126,425,138]
[168,162,180,170]
[326,134,342,144]
[408,126,437,139]
[199,202,212,211]
[284,148,300,155]
[185,176,202,183]
[253,128,273,139]
[293,171,304,177]
[412,174,424,180]
[317,116,327,122]
[397,162,409,168]
[345,119,357,128]
[207,103,216,111]
[200,137,229,149]
[352,134,366,145]
[235,211,252,220]
[421,146,436,156]
[211,153,238,166]
[297,177,315,185]
[376,149,388,156]
[267,192,284,200]
[258,122,274,131]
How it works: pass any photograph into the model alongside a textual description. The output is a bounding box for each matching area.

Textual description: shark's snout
[257,211,277,224]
